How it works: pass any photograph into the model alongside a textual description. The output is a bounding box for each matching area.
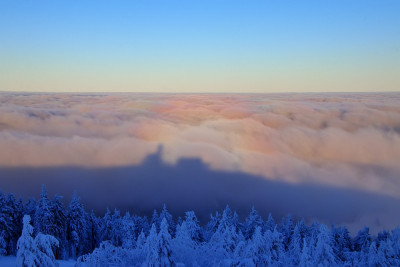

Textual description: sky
[0,0,399,93]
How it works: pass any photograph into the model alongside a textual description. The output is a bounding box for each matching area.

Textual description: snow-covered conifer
[264,213,276,233]
[121,212,136,249]
[16,215,39,267]
[159,204,175,236]
[34,185,54,236]
[313,224,336,266]
[66,192,88,259]
[243,207,263,240]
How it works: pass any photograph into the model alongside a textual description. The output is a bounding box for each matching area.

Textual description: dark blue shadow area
[0,147,399,232]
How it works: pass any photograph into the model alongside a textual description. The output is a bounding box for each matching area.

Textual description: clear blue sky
[0,0,399,92]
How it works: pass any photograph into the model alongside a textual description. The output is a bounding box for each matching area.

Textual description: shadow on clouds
[0,146,399,234]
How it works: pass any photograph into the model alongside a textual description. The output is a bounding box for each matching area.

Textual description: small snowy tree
[76,241,127,266]
[16,215,58,267]
[16,215,39,267]
[34,233,59,267]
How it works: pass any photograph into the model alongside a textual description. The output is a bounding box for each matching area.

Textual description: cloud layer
[1,92,400,231]
[1,92,400,196]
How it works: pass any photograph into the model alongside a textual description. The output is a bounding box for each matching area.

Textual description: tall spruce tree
[34,186,54,236]
[66,192,88,259]
[50,195,67,259]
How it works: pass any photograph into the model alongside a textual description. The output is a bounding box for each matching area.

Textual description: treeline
[1,186,400,266]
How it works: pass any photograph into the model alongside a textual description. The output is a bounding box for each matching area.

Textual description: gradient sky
[0,0,399,93]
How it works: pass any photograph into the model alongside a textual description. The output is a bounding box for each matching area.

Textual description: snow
[0,256,76,267]
[0,256,16,267]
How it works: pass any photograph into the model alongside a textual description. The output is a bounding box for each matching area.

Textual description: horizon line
[1,90,400,95]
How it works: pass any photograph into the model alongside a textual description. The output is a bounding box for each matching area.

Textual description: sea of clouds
[1,92,400,232]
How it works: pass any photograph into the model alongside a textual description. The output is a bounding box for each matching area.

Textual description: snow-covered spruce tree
[264,213,276,233]
[299,239,312,267]
[289,221,304,265]
[133,214,150,237]
[16,215,39,267]
[280,214,294,250]
[66,192,88,259]
[150,210,160,232]
[367,241,380,266]
[243,207,263,240]
[88,210,101,252]
[176,216,183,228]
[0,192,11,255]
[34,185,54,236]
[266,226,287,265]
[331,225,352,263]
[181,211,202,243]
[145,219,174,266]
[377,238,398,265]
[353,226,372,253]
[34,233,59,266]
[159,204,175,237]
[8,194,24,255]
[50,195,67,259]
[208,206,244,264]
[145,224,160,265]
[376,230,391,246]
[158,218,174,266]
[242,226,270,265]
[121,212,136,249]
[172,211,202,264]
[0,231,7,256]
[306,221,320,259]
[0,191,24,255]
[392,227,400,262]
[23,199,37,221]
[110,209,123,247]
[313,224,336,266]
[16,215,59,267]
[132,230,147,263]
[204,211,220,242]
[100,208,112,243]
